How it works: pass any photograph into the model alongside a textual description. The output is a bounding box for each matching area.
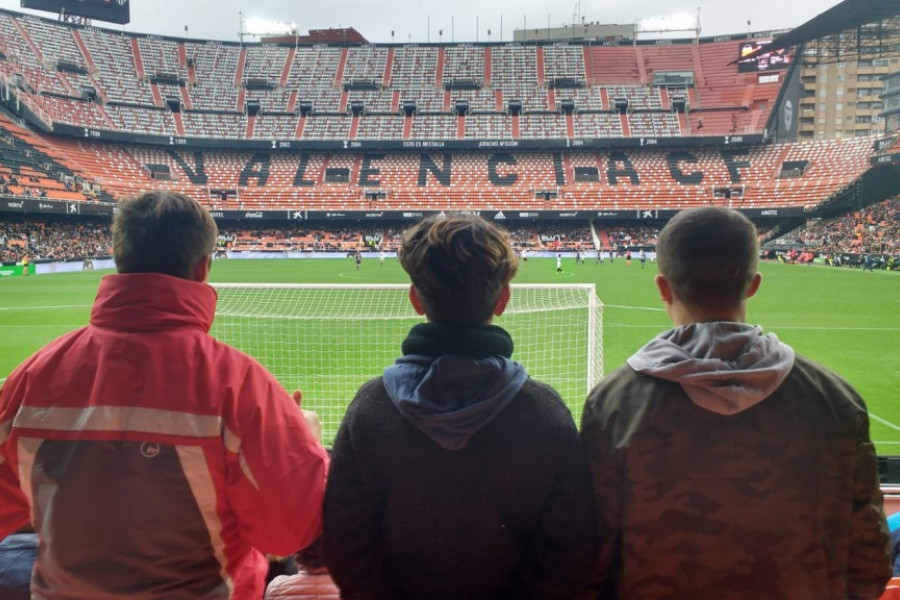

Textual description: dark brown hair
[113,190,217,279]
[399,214,518,326]
[655,206,758,310]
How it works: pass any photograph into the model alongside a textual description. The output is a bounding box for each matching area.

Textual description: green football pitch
[1,257,898,454]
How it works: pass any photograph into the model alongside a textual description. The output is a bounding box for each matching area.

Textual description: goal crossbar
[211,283,603,445]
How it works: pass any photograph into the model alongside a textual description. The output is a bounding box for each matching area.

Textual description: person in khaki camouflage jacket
[580,206,892,600]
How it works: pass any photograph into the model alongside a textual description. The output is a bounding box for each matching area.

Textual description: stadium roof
[738,0,900,62]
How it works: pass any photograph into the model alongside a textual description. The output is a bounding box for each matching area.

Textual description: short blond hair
[399,214,518,326]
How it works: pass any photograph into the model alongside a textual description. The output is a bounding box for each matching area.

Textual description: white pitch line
[0,304,91,311]
[603,304,667,312]
[870,413,900,434]
[770,326,900,332]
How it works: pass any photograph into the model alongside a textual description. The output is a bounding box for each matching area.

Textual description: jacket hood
[91,273,218,333]
[383,323,527,450]
[627,322,795,415]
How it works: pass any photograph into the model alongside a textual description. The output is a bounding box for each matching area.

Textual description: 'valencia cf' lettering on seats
[358,154,385,187]
[239,153,271,187]
[292,153,316,187]
[166,150,207,186]
[418,153,452,187]
[488,153,518,186]
[668,151,704,185]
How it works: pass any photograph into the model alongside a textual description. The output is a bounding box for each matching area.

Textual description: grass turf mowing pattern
[1,258,898,453]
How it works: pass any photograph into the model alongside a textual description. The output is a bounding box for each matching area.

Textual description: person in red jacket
[0,190,328,600]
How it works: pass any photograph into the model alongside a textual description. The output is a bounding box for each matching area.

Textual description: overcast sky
[0,0,840,44]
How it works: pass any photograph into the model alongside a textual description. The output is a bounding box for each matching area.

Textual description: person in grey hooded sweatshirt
[323,213,595,600]
[579,206,891,600]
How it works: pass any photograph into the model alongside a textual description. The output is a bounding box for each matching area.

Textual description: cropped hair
[656,206,758,310]
[399,214,518,326]
[113,190,217,279]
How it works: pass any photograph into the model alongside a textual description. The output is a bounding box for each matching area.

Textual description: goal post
[211,283,603,445]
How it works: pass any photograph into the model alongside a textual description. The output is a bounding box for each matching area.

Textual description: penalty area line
[0,304,92,311]
[870,413,900,434]
[603,304,667,312]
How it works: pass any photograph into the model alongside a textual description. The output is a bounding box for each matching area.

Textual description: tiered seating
[697,41,748,101]
[39,96,109,129]
[301,115,351,139]
[519,114,567,139]
[567,88,606,111]
[0,13,42,70]
[187,42,240,112]
[79,28,150,106]
[181,111,243,138]
[542,45,585,81]
[347,90,394,113]
[606,85,662,109]
[389,46,439,88]
[398,88,446,113]
[454,89,498,113]
[0,116,96,202]
[0,13,71,101]
[105,105,176,135]
[491,46,538,88]
[242,45,291,112]
[342,46,388,84]
[137,36,185,80]
[355,115,404,139]
[158,83,183,106]
[639,45,696,81]
[0,10,799,142]
[285,46,342,105]
[7,123,874,212]
[19,17,84,69]
[243,45,288,84]
[443,46,484,82]
[465,115,512,139]
[504,86,550,112]
[304,88,344,114]
[409,115,457,139]
[573,113,624,138]
[252,115,300,139]
[629,113,681,137]
[588,46,641,84]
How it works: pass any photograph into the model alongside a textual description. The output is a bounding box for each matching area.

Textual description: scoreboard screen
[737,40,792,73]
[20,0,130,24]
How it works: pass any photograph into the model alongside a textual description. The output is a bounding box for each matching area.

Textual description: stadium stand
[0,6,892,223]
[0,111,878,213]
[775,196,900,254]
[0,8,795,143]
[187,42,241,112]
[0,217,110,262]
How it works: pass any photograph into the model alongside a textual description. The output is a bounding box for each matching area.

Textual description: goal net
[212,283,603,446]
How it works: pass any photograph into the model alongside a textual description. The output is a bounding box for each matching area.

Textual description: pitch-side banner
[0,198,802,221]
[0,196,112,216]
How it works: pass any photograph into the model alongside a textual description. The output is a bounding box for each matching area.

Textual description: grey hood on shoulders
[383,354,528,451]
[627,322,796,415]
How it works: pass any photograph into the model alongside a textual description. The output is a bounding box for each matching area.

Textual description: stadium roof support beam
[737,0,900,64]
